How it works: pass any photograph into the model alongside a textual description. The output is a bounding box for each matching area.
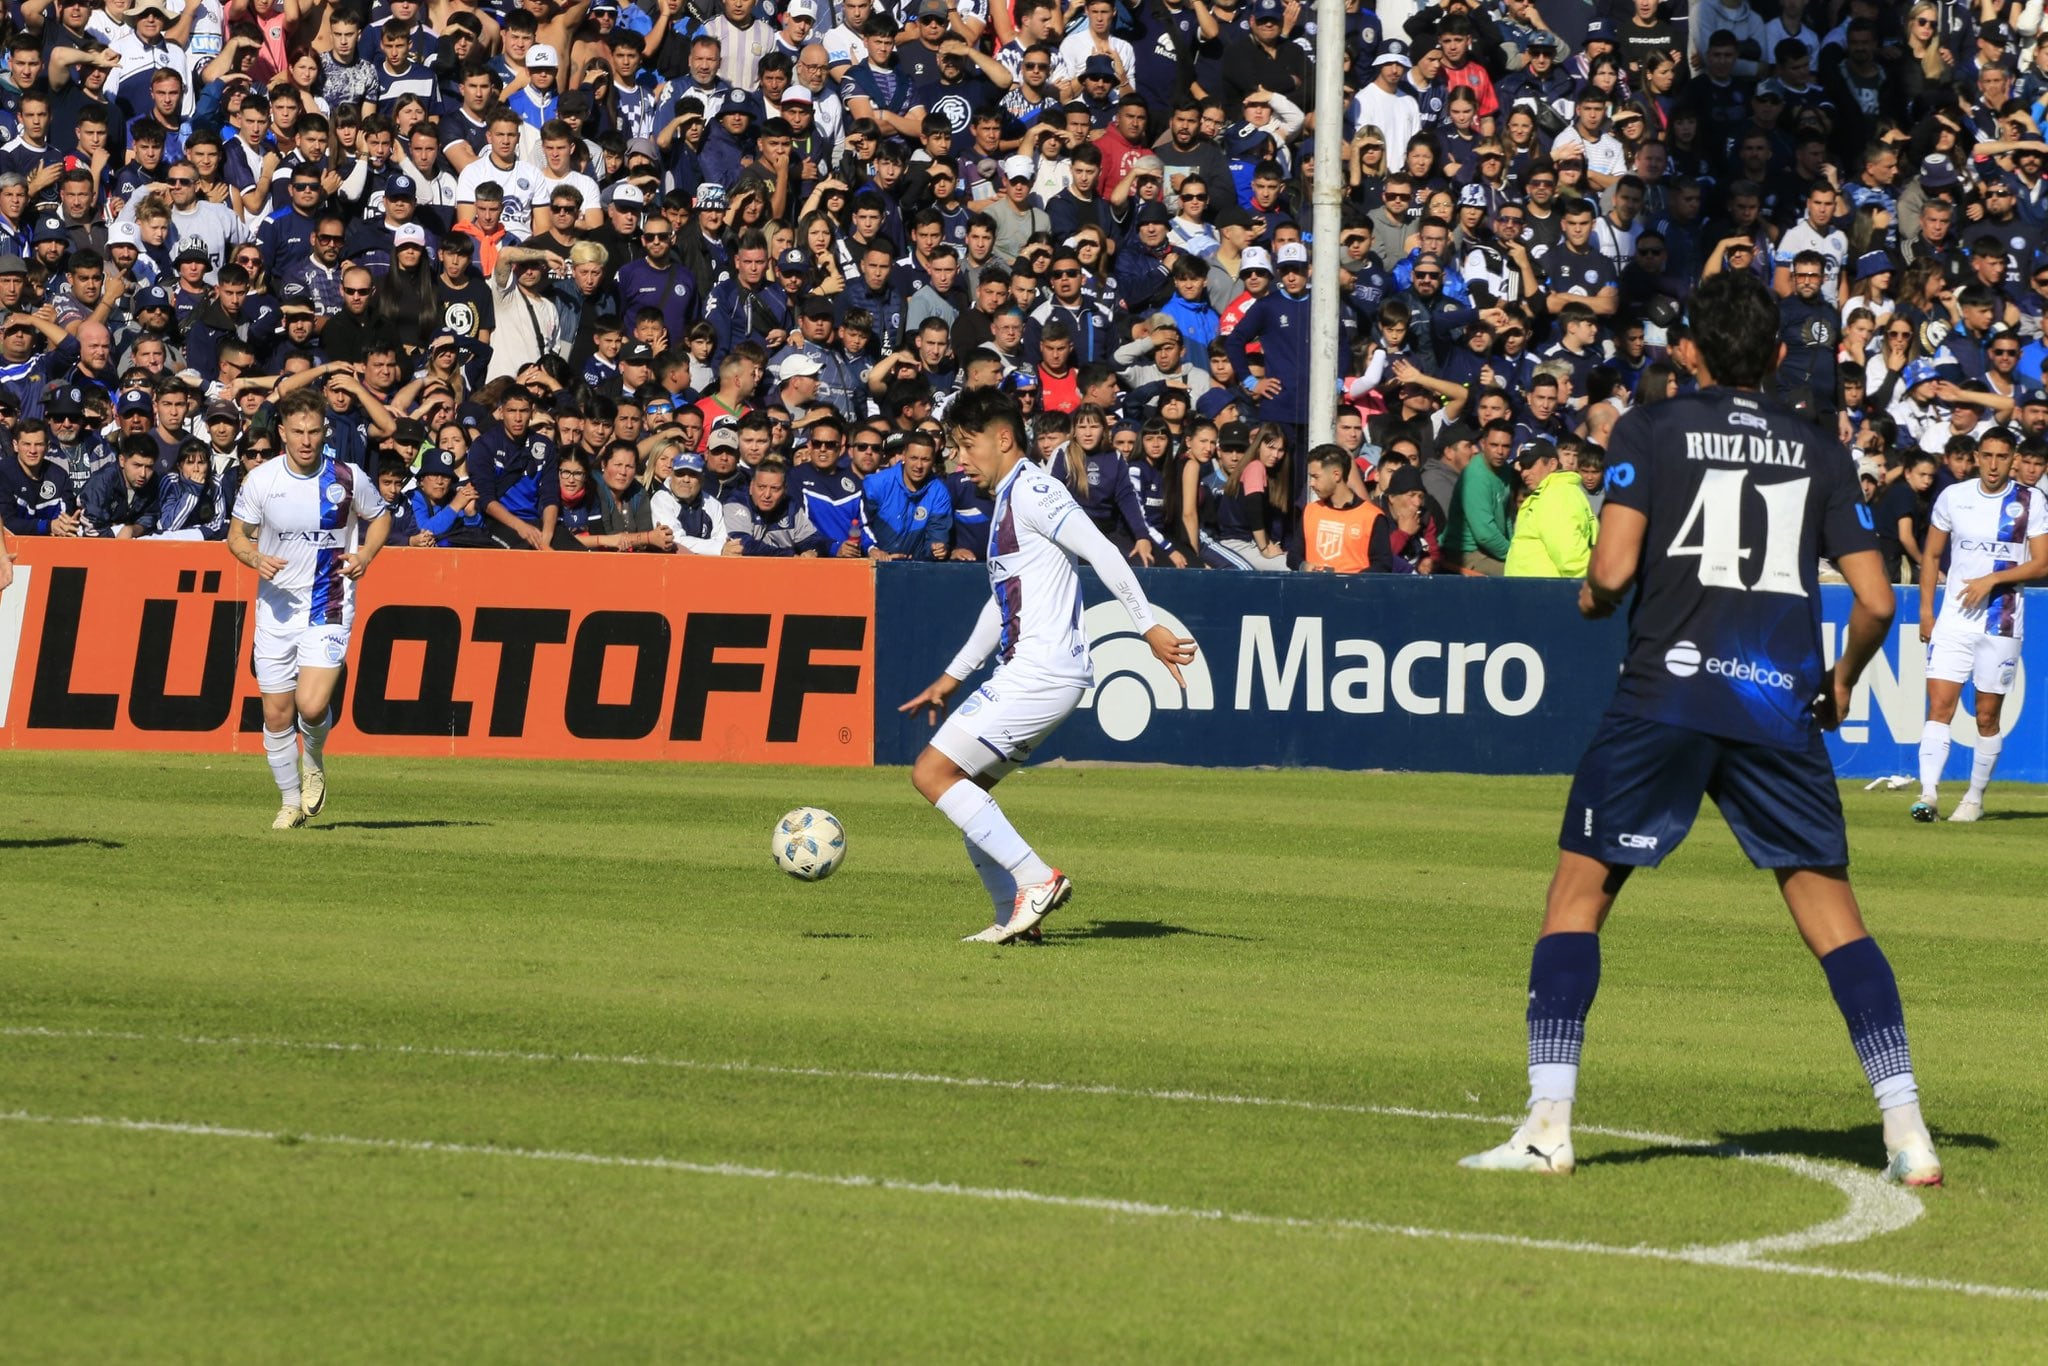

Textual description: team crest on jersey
[325,483,346,506]
[1583,268,1598,283]
[39,480,54,499]
[913,506,928,521]
[2008,501,2024,518]
[1315,521,1346,560]
[324,634,348,664]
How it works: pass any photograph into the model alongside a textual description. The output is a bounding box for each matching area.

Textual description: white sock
[1967,732,2002,800]
[1917,719,1950,803]
[1882,1099,1930,1150]
[264,727,301,807]
[933,780,1053,886]
[964,834,1017,923]
[1527,1064,1578,1109]
[299,709,331,769]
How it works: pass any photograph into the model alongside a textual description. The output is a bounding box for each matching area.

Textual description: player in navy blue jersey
[1460,272,1944,1187]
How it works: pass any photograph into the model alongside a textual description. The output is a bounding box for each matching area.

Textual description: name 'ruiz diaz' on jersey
[1601,387,1874,751]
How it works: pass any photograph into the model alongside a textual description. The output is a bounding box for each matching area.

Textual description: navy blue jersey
[1602,387,1875,751]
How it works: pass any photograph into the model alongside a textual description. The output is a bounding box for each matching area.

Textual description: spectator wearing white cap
[979,155,1050,264]
[773,350,825,427]
[1352,46,1421,179]
[507,42,561,131]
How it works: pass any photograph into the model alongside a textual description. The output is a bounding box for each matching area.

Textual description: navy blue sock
[1820,937,1918,1108]
[1526,932,1601,1103]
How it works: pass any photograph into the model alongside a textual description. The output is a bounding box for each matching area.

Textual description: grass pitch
[4,752,2047,1361]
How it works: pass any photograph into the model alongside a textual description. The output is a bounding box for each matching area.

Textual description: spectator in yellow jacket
[1504,440,1597,578]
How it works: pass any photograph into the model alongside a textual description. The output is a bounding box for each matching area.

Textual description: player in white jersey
[1913,428,2048,823]
[900,390,1196,943]
[227,389,391,829]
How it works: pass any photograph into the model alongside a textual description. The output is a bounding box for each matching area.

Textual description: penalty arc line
[2,1108,2045,1304]
[0,1024,2003,1289]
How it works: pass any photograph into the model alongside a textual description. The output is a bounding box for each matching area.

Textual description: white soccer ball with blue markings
[773,807,846,881]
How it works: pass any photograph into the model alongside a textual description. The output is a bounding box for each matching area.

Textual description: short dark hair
[1687,269,1781,389]
[947,387,1027,449]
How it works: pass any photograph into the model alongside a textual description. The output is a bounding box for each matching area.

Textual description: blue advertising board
[874,567,2048,785]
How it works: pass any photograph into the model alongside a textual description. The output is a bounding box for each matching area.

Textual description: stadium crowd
[4,0,2048,580]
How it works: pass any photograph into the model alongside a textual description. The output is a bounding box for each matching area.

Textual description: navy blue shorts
[1560,712,1850,871]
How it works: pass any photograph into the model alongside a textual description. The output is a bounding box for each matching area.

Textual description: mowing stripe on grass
[0,1022,1924,1259]
[2,1108,2041,1304]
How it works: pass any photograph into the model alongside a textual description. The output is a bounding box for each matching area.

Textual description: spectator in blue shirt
[860,430,952,559]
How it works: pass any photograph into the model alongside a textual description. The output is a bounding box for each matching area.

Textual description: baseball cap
[135,284,171,310]
[786,0,820,17]
[801,295,837,320]
[1239,246,1273,276]
[1134,200,1171,226]
[1981,20,2013,46]
[1250,0,1282,18]
[1002,366,1040,391]
[673,451,706,473]
[622,341,655,366]
[393,223,428,247]
[1384,465,1426,497]
[204,400,241,424]
[1275,242,1309,268]
[45,384,86,417]
[1515,439,1560,467]
[694,183,728,210]
[776,353,824,380]
[420,448,458,478]
[387,173,417,200]
[33,215,68,244]
[105,221,142,248]
[707,427,741,452]
[174,240,211,263]
[781,84,814,105]
[1459,183,1489,208]
[526,44,559,68]
[1219,421,1252,449]
[777,247,809,273]
[1438,420,1479,448]
[2024,387,2048,408]
[1002,154,1035,181]
[915,0,948,16]
[117,387,154,415]
[1526,33,1558,51]
[603,182,646,209]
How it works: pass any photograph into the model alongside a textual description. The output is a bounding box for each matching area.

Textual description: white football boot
[300,762,327,819]
[1884,1135,1945,1187]
[1459,1122,1575,1175]
[272,804,307,831]
[1948,795,1983,823]
[997,871,1071,943]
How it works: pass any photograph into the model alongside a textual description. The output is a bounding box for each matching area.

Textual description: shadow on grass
[315,819,488,831]
[801,932,869,940]
[1047,919,1259,942]
[1978,810,2048,822]
[0,836,124,850]
[1578,1124,2000,1170]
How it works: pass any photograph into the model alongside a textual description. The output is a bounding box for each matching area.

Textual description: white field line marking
[3,1109,2044,1304]
[0,1027,1930,1272]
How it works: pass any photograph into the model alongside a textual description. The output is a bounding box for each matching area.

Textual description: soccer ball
[773,807,846,881]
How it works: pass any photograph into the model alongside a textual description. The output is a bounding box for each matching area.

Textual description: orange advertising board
[0,542,874,765]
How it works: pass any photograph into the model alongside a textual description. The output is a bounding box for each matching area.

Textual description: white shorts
[931,669,1086,781]
[1926,624,2020,695]
[253,622,352,694]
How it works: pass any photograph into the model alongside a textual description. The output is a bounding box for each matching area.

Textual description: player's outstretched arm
[901,599,1002,724]
[1822,548,1898,731]
[1052,513,1197,684]
[1579,502,1646,619]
